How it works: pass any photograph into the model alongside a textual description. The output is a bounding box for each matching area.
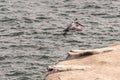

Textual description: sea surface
[0,0,120,80]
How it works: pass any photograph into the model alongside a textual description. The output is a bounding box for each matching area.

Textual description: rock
[44,41,120,80]
[48,65,91,72]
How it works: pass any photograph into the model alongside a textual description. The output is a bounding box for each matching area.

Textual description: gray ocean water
[0,0,120,80]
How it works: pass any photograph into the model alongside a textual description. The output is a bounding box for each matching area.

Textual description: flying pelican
[63,18,84,36]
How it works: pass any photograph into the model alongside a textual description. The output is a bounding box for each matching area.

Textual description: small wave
[13,55,31,59]
[22,17,34,23]
[5,71,26,76]
[0,57,5,60]
[65,10,77,13]
[91,13,107,16]
[41,31,52,35]
[42,28,56,30]
[16,76,32,80]
[83,4,101,9]
[10,44,38,49]
[102,14,120,18]
[66,40,83,43]
[36,16,51,20]
[87,21,99,25]
[0,55,11,61]
[0,17,18,23]
[0,7,9,11]
[63,0,71,2]
[38,46,49,50]
[40,55,49,59]
[0,47,8,49]
[64,4,77,8]
[0,31,24,37]
[116,15,120,17]
[59,13,68,16]
[10,31,24,36]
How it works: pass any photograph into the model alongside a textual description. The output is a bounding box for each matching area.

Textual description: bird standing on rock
[63,18,85,36]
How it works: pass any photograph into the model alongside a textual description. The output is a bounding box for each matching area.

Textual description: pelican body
[63,18,84,36]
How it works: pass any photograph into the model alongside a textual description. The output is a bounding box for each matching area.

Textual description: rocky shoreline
[44,41,120,80]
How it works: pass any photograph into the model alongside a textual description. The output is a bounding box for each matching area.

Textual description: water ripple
[0,0,120,80]
[6,71,26,76]
[83,4,102,9]
[0,17,17,22]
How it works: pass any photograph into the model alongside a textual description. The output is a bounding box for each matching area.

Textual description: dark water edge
[0,0,120,80]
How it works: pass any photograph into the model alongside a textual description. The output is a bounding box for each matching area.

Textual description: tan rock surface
[45,41,120,80]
